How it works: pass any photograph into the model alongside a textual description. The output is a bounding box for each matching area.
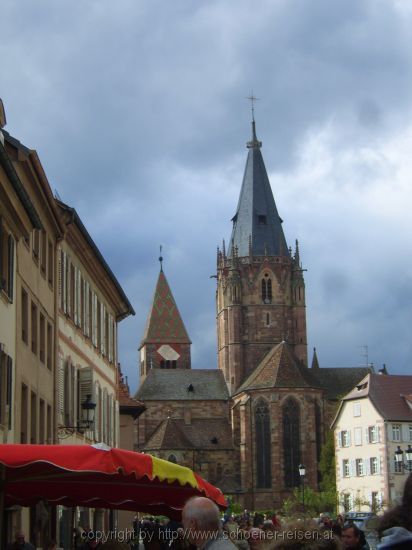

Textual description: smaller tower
[139,257,191,382]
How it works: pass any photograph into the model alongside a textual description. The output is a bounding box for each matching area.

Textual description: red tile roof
[343,373,412,421]
[140,270,191,347]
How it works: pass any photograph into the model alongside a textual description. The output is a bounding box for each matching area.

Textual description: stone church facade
[134,120,371,510]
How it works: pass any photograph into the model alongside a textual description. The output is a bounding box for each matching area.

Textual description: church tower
[216,119,308,393]
[139,261,191,382]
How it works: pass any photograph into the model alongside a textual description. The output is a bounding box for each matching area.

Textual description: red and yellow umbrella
[0,443,226,519]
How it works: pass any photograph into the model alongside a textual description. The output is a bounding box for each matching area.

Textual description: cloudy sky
[2,0,412,392]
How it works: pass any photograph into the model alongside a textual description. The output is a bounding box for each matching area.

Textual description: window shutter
[62,252,67,313]
[379,456,383,475]
[66,257,71,317]
[347,430,351,446]
[82,278,87,334]
[389,456,395,474]
[0,217,3,289]
[85,282,90,338]
[57,354,65,425]
[350,459,356,477]
[93,381,100,442]
[92,293,97,346]
[339,461,344,479]
[108,393,113,446]
[77,269,82,327]
[100,303,105,355]
[338,431,343,448]
[366,458,371,476]
[78,367,94,429]
[6,355,12,429]
[73,267,78,325]
[365,427,369,444]
[402,424,409,442]
[58,249,63,309]
[69,363,77,426]
[114,400,119,448]
[7,235,14,301]
[108,314,113,362]
[102,389,108,443]
[378,426,381,443]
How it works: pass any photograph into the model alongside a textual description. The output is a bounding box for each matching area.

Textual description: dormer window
[187,384,194,392]
[258,215,267,225]
[261,274,272,304]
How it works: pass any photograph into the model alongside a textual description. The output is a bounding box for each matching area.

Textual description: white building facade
[332,373,412,513]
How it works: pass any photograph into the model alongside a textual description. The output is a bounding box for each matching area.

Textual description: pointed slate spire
[311,347,320,370]
[140,268,191,347]
[228,120,289,257]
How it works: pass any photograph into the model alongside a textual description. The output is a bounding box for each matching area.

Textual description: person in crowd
[271,514,281,531]
[45,540,57,550]
[6,532,35,550]
[377,472,412,549]
[341,524,368,550]
[182,496,237,550]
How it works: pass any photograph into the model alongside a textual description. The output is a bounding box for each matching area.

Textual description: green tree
[319,430,336,492]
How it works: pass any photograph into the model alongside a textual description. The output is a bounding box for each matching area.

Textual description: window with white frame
[342,430,351,447]
[392,424,401,442]
[354,427,362,446]
[342,459,350,477]
[370,457,379,475]
[353,402,361,417]
[368,426,379,443]
[356,458,364,476]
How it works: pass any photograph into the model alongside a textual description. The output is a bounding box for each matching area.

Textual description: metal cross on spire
[246,93,259,122]
[159,245,163,271]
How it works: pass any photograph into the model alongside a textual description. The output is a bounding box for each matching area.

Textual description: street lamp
[395,445,412,472]
[298,464,306,512]
[57,394,96,439]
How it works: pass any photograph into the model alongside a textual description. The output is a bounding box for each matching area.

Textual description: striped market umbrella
[0,443,227,519]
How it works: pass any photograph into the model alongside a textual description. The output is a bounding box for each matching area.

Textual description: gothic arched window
[261,274,272,304]
[255,399,271,488]
[282,397,301,487]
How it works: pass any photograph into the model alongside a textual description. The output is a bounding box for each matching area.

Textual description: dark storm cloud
[2,0,412,390]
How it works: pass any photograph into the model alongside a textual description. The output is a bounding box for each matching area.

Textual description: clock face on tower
[157,344,180,361]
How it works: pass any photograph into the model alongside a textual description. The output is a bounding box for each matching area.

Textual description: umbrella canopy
[0,443,226,519]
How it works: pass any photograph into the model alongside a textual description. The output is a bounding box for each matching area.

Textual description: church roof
[135,369,230,401]
[143,417,234,451]
[235,341,320,394]
[228,121,289,258]
[139,269,191,348]
[314,366,374,400]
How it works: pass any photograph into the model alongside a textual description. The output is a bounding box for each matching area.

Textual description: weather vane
[159,245,163,271]
[246,92,259,122]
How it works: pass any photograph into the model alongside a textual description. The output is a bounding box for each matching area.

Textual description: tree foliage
[319,430,336,492]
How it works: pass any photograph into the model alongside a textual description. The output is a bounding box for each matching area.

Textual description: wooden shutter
[7,235,14,301]
[57,354,65,425]
[114,400,119,448]
[66,256,71,316]
[100,303,105,355]
[102,388,108,443]
[6,355,12,429]
[108,314,113,362]
[0,216,3,289]
[93,381,100,442]
[92,293,97,346]
[108,394,113,446]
